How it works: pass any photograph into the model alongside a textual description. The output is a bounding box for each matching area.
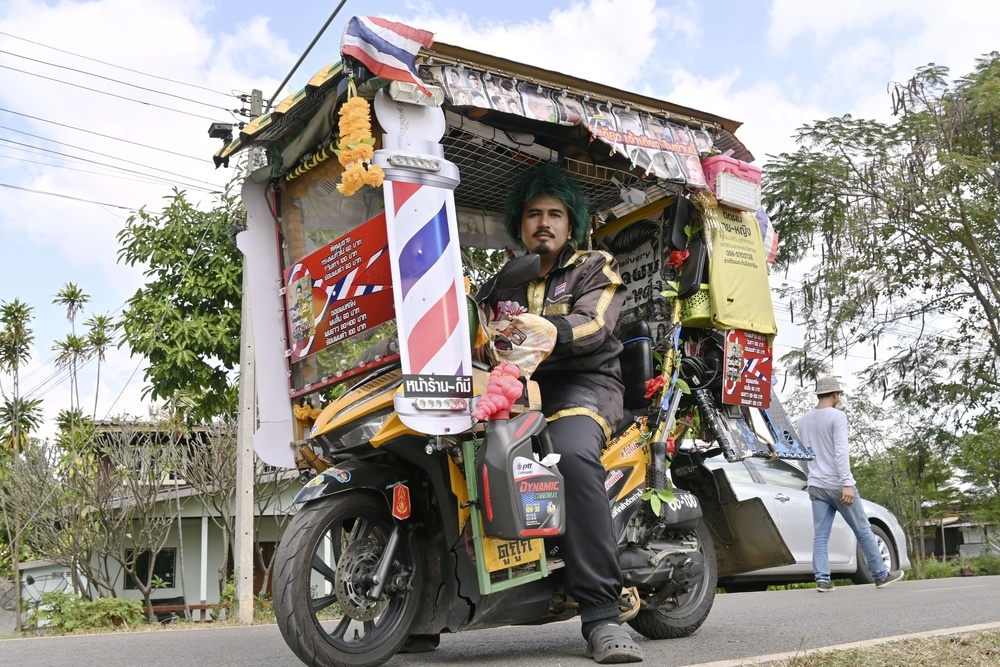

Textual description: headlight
[317,411,392,454]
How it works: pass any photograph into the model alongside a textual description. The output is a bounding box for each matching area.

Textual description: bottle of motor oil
[475,411,565,540]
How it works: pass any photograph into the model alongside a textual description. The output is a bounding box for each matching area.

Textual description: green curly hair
[504,163,590,248]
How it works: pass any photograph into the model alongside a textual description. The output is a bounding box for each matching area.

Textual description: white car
[706,456,912,592]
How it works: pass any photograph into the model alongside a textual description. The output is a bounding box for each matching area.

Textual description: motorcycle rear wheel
[628,518,717,639]
[273,492,424,667]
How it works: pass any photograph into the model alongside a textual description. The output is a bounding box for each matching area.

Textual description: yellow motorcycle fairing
[600,422,649,502]
[310,368,415,448]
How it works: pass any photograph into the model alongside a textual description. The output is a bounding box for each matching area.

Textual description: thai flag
[755,208,779,265]
[341,17,434,95]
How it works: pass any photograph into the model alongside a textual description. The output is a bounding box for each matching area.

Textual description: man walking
[797,376,905,592]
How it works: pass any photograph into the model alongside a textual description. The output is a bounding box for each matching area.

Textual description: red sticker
[392,483,411,521]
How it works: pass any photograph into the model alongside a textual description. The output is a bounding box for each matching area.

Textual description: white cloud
[397,0,664,88]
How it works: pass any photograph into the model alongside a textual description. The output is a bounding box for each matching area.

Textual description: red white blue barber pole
[373,87,474,435]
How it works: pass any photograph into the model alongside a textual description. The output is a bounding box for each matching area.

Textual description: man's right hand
[841,486,855,506]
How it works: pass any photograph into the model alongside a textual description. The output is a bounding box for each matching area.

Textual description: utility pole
[234,88,263,624]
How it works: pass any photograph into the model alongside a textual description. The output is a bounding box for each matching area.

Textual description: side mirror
[475,254,540,304]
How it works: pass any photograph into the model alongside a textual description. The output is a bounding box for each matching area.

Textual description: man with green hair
[486,163,641,663]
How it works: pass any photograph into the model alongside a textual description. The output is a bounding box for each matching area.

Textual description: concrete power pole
[234,88,263,624]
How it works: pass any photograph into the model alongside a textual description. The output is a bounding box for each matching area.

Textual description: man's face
[520,195,572,257]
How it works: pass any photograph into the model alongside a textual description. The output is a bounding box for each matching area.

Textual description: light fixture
[387,154,442,172]
[583,94,590,102]
[537,84,543,93]
[484,72,492,81]
[387,80,445,106]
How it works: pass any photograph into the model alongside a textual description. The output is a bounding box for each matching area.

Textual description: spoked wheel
[629,518,718,639]
[273,492,423,667]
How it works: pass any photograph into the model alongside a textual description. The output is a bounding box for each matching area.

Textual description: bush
[921,558,960,579]
[965,552,1000,576]
[27,590,149,634]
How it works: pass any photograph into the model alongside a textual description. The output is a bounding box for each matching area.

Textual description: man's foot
[874,570,905,588]
[816,581,835,593]
[585,622,643,663]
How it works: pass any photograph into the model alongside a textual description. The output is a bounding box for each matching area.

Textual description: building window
[124,549,176,590]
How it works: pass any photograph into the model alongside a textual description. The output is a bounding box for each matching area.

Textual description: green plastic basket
[680,284,712,327]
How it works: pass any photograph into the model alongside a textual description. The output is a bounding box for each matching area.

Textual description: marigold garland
[335,96,384,196]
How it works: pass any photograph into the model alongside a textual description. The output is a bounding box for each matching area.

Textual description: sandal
[585,622,644,663]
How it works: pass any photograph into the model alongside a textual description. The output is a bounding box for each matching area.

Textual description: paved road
[3,577,999,667]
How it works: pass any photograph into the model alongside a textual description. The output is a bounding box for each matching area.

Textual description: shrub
[27,590,148,634]
[967,552,1000,576]
[922,558,960,579]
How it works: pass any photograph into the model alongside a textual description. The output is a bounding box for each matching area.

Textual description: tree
[52,333,90,418]
[950,422,1000,525]
[52,283,91,413]
[0,298,40,632]
[117,184,244,422]
[764,54,1000,423]
[84,313,116,420]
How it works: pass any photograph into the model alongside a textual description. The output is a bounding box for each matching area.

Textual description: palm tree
[84,314,115,420]
[0,396,43,454]
[0,298,36,634]
[53,334,90,416]
[52,283,90,336]
[0,299,34,451]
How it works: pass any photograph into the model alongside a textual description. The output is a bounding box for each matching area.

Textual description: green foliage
[27,590,149,634]
[950,423,1000,524]
[962,552,1000,576]
[764,54,1000,423]
[921,558,959,580]
[641,485,677,516]
[117,183,244,421]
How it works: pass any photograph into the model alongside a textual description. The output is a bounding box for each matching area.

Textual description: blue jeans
[808,485,889,583]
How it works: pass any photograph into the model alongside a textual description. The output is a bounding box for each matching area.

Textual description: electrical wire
[0,64,233,122]
[0,106,211,162]
[0,152,205,189]
[0,30,232,98]
[0,181,137,210]
[0,136,220,191]
[0,49,237,112]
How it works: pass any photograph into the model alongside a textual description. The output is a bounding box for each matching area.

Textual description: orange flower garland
[335,96,384,196]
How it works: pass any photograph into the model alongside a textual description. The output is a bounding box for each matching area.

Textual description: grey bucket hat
[815,376,844,395]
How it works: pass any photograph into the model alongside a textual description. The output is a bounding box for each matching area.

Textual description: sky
[0,0,997,439]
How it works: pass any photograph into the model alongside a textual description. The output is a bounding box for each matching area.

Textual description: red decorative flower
[666,249,689,268]
[644,375,666,400]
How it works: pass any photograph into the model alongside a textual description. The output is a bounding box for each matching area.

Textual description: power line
[0,106,210,162]
[0,30,232,98]
[0,64,232,122]
[0,48,237,112]
[0,136,220,190]
[0,181,137,211]
[0,152,204,190]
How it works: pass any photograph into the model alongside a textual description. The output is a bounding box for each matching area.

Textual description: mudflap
[710,497,793,577]
[671,451,793,577]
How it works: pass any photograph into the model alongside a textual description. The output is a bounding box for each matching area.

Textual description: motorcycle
[271,253,795,667]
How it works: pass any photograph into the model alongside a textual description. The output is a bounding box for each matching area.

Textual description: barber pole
[373,88,474,435]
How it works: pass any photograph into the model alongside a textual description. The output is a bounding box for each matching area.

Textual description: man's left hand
[841,486,855,506]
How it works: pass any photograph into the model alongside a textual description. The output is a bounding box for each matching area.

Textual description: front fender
[294,459,409,507]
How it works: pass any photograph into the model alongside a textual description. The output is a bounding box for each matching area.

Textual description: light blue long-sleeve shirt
[797,407,855,489]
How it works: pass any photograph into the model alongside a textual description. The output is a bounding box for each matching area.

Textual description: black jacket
[489,245,626,438]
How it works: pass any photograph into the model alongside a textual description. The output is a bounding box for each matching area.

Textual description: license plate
[482,536,543,572]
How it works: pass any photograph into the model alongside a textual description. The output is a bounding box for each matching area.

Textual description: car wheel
[851,524,897,585]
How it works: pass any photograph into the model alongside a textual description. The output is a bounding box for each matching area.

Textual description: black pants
[547,415,622,625]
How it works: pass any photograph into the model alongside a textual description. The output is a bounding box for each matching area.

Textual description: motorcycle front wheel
[629,518,718,639]
[273,492,424,667]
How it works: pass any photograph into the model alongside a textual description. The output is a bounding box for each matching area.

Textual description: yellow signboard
[482,535,543,572]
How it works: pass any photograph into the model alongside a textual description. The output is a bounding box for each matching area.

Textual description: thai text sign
[283,213,394,361]
[722,329,772,409]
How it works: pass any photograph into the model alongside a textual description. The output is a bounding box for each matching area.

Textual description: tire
[628,519,718,639]
[851,524,897,585]
[273,492,424,667]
